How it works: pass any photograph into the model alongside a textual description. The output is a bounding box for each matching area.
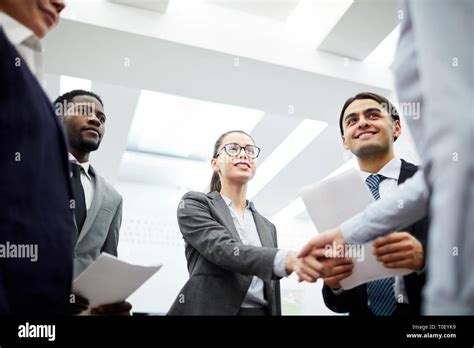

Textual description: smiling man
[319,92,429,316]
[55,90,131,316]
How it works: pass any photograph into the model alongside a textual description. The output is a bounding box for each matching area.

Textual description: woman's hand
[285,250,322,282]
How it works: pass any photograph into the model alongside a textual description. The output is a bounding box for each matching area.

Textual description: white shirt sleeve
[341,171,430,244]
[273,249,290,278]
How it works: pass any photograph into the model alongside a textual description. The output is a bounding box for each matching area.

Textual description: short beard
[77,138,100,153]
[353,143,389,159]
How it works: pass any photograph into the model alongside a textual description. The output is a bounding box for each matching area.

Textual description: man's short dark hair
[54,89,103,116]
[339,92,400,138]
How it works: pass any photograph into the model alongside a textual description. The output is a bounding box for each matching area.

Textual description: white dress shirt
[0,13,44,83]
[69,153,95,211]
[358,157,400,198]
[221,195,289,309]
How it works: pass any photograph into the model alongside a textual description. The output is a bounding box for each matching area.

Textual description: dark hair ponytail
[208,130,255,193]
[209,171,222,193]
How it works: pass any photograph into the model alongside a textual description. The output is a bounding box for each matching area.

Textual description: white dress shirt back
[0,13,44,83]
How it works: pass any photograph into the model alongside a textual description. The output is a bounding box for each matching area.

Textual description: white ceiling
[43,0,418,219]
[128,90,264,161]
[204,0,300,21]
[318,0,399,60]
[108,0,170,12]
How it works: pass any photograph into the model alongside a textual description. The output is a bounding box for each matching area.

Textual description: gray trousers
[393,0,474,314]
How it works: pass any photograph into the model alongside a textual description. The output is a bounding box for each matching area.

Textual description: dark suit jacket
[0,28,75,315]
[322,159,429,316]
[168,191,282,315]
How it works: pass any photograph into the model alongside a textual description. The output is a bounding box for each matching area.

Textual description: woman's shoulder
[183,191,207,199]
[181,190,210,201]
[178,191,215,215]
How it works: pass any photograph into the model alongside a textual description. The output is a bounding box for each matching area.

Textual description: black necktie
[71,163,87,234]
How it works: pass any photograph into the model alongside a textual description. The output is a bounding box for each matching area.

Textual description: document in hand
[73,253,162,311]
[300,169,412,290]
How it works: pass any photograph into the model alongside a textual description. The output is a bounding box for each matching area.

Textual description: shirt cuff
[273,249,290,278]
[331,287,344,295]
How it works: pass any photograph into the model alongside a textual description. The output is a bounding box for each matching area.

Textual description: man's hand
[298,227,346,258]
[292,227,349,283]
[322,256,354,289]
[90,301,132,316]
[70,293,89,315]
[373,231,424,271]
[285,250,321,282]
[298,249,353,285]
[291,247,354,284]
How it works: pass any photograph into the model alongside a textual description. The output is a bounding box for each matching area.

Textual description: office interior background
[43,0,420,315]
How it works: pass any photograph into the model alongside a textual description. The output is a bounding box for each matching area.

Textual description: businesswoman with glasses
[168,130,314,315]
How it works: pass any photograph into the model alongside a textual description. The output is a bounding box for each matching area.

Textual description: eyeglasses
[216,143,261,159]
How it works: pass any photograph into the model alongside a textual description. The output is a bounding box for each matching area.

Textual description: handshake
[284,227,424,289]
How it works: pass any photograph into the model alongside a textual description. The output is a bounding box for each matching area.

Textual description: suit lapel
[208,191,243,243]
[252,211,274,247]
[397,159,418,185]
[76,165,104,245]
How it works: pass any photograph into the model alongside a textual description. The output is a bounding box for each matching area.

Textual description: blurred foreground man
[0,0,75,315]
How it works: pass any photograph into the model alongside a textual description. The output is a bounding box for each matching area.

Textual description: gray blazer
[73,165,123,278]
[167,191,282,316]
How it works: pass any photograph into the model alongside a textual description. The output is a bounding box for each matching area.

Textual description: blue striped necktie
[365,174,397,316]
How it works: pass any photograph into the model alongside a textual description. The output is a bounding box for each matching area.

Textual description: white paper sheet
[300,169,412,290]
[73,253,162,312]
